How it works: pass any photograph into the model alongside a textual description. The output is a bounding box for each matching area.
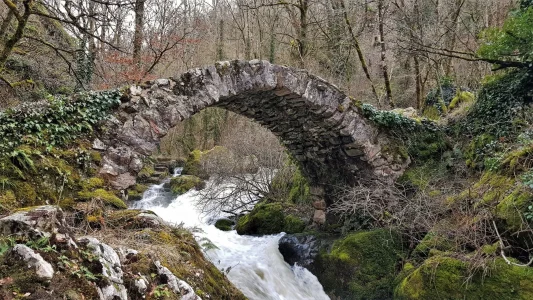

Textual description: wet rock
[155,260,202,300]
[214,218,235,231]
[12,244,54,280]
[278,234,334,270]
[79,237,127,300]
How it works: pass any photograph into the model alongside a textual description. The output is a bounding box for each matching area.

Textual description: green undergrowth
[453,70,533,142]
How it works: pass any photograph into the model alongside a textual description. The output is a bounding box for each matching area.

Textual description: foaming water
[131,170,329,300]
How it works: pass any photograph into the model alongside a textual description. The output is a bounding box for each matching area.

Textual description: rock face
[95,60,410,202]
[0,205,66,239]
[155,261,202,300]
[79,237,128,300]
[12,244,54,280]
[0,206,245,300]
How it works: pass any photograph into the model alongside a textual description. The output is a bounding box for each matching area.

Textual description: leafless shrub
[329,179,445,237]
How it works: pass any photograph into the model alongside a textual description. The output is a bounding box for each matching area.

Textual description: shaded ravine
[130,170,330,300]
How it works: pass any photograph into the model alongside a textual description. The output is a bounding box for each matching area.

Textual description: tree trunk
[133,0,145,67]
[297,0,308,67]
[0,0,32,70]
[444,0,465,76]
[217,19,225,60]
[414,56,422,110]
[378,0,393,107]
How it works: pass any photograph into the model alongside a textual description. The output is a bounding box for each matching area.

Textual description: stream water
[130,169,330,300]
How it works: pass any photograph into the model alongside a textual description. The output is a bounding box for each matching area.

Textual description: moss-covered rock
[413,232,455,258]
[182,149,208,178]
[126,183,148,201]
[77,189,127,209]
[235,203,307,235]
[314,229,406,300]
[137,164,155,181]
[79,177,104,191]
[394,256,533,299]
[214,219,234,231]
[283,215,306,234]
[169,175,205,195]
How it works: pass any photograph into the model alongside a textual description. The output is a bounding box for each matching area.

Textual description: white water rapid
[131,168,330,300]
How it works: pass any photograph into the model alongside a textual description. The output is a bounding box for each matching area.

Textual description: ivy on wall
[0,90,121,155]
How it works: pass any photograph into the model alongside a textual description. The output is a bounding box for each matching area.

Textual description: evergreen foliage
[0,90,121,155]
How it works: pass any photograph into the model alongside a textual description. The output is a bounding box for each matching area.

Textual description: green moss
[413,232,455,257]
[169,175,205,195]
[314,229,405,300]
[58,197,75,210]
[283,215,306,234]
[482,242,500,255]
[500,145,533,172]
[133,184,148,193]
[394,256,533,300]
[13,181,38,207]
[422,106,441,120]
[382,143,410,164]
[80,177,104,191]
[77,188,127,209]
[137,165,155,179]
[287,167,310,204]
[236,202,307,235]
[214,219,234,231]
[89,151,102,164]
[0,190,16,213]
[399,162,442,191]
[182,150,207,178]
[236,203,286,235]
[449,90,475,110]
[496,189,532,231]
[127,184,148,201]
[127,190,142,201]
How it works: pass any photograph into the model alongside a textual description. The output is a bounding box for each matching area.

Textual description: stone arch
[95,60,409,208]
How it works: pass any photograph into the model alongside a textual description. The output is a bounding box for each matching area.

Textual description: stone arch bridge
[95,60,410,216]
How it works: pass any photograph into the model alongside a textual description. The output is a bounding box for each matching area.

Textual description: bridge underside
[95,60,409,210]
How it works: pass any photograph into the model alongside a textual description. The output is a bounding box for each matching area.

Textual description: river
[130,169,330,300]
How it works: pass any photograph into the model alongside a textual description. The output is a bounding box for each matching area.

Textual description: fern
[9,149,36,173]
[0,176,14,190]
